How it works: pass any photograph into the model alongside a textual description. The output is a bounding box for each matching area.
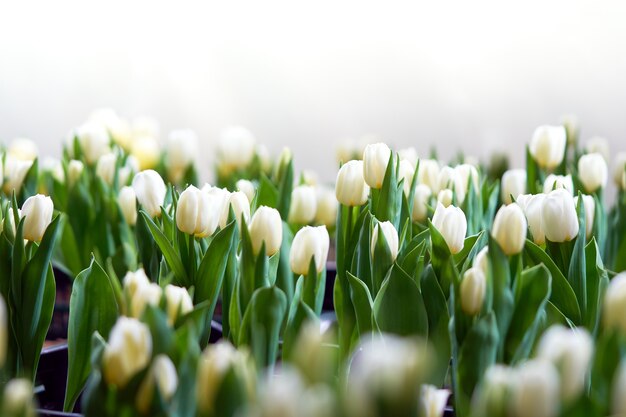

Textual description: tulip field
[1,109,626,417]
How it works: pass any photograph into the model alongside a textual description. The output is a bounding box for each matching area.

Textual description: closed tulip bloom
[88,108,132,149]
[122,269,151,301]
[412,184,432,223]
[203,185,231,218]
[249,206,283,256]
[612,152,626,189]
[541,189,579,242]
[512,359,560,417]
[574,195,594,239]
[314,186,338,227]
[437,189,453,207]
[578,153,608,193]
[0,296,6,368]
[460,267,486,316]
[501,169,526,204]
[370,221,399,262]
[132,170,166,218]
[585,136,610,161]
[20,195,54,242]
[398,159,415,196]
[164,285,193,325]
[603,272,626,333]
[529,125,567,170]
[537,325,593,403]
[473,246,489,276]
[8,138,38,161]
[118,186,138,226]
[131,136,161,171]
[2,379,36,417]
[102,317,153,388]
[236,179,256,203]
[491,203,527,255]
[437,166,466,204]
[129,282,163,319]
[363,143,392,189]
[420,385,450,417]
[176,185,219,237]
[220,191,251,230]
[137,355,178,414]
[288,185,317,224]
[290,225,330,275]
[432,203,467,254]
[3,156,33,194]
[472,365,515,417]
[417,159,441,192]
[455,164,480,193]
[516,193,546,245]
[166,129,198,182]
[74,122,111,164]
[67,160,84,187]
[398,147,418,165]
[335,160,370,206]
[561,114,579,144]
[217,126,257,172]
[96,152,118,185]
[543,174,573,195]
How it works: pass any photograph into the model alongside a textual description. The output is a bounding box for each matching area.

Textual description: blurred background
[1,0,625,183]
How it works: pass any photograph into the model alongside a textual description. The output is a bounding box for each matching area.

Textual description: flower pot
[36,343,75,413]
[323,261,337,312]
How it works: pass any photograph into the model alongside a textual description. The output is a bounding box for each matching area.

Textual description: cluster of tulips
[1,109,626,417]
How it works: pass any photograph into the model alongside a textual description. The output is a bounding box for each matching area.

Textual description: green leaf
[584,239,609,334]
[283,277,317,360]
[568,194,587,319]
[347,272,376,336]
[254,174,278,211]
[64,259,120,411]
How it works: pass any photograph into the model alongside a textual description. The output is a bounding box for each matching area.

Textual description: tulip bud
[0,295,6,368]
[529,125,567,170]
[543,174,573,195]
[370,221,399,263]
[398,147,418,165]
[460,267,486,316]
[472,365,515,417]
[612,152,626,189]
[412,184,432,223]
[437,189,453,207]
[541,189,579,242]
[288,185,317,224]
[249,206,283,256]
[516,193,546,245]
[166,129,198,183]
[290,225,330,275]
[437,166,466,204]
[432,203,467,254]
[88,108,132,149]
[314,186,338,227]
[164,285,193,325]
[8,138,38,161]
[3,156,33,194]
[398,159,415,196]
[132,170,166,218]
[96,152,118,185]
[417,159,441,192]
[217,126,257,173]
[203,185,231,219]
[131,136,161,171]
[585,136,609,161]
[603,272,626,333]
[123,268,151,300]
[220,191,251,230]
[574,194,594,239]
[362,143,392,189]
[512,359,560,417]
[336,139,361,164]
[420,385,450,417]
[236,179,256,203]
[335,160,370,206]
[612,360,626,416]
[561,114,579,145]
[74,122,111,164]
[20,195,54,242]
[2,379,36,417]
[455,164,480,194]
[501,169,526,204]
[67,159,84,187]
[118,186,138,226]
[578,153,608,193]
[537,325,593,403]
[176,185,219,237]
[102,317,152,388]
[129,282,162,319]
[137,354,178,414]
[491,203,527,256]
[473,246,489,276]
[301,170,319,186]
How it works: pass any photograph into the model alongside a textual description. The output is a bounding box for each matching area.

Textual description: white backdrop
[1,0,625,183]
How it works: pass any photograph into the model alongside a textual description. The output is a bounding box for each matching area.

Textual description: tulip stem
[188,234,195,284]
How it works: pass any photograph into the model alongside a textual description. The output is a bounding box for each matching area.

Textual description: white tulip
[166,129,198,182]
[516,193,546,245]
[249,206,283,256]
[131,136,161,171]
[574,194,594,239]
[541,189,579,242]
[8,138,38,161]
[578,153,608,193]
[132,116,160,139]
[20,194,54,242]
[561,114,579,145]
[176,185,219,237]
[40,157,64,183]
[72,122,111,164]
[301,170,319,186]
[219,191,251,230]
[398,159,415,196]
[96,152,118,185]
[455,164,480,194]
[336,138,361,163]
[122,269,151,301]
[0,295,6,368]
[603,272,626,333]
[88,108,132,149]
[289,225,330,275]
[236,179,256,203]
[67,159,84,187]
[137,354,178,414]
[420,385,450,417]
[417,159,441,192]
[437,189,453,207]
[543,174,573,195]
[537,325,593,403]
[491,203,527,255]
[132,170,166,218]
[363,143,392,189]
[612,360,626,416]
[501,169,526,204]
[460,267,486,316]
[3,156,33,194]
[335,160,370,206]
[203,185,231,220]
[472,365,515,417]
[118,186,138,226]
[370,221,399,262]
[612,152,626,189]
[431,203,467,254]
[512,359,560,417]
[412,184,432,223]
[129,282,163,319]
[164,285,193,325]
[398,147,418,165]
[585,136,609,161]
[437,166,466,204]
[314,186,338,227]
[473,246,489,276]
[102,317,152,388]
[2,379,36,417]
[529,125,567,170]
[217,126,257,173]
[288,185,317,224]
